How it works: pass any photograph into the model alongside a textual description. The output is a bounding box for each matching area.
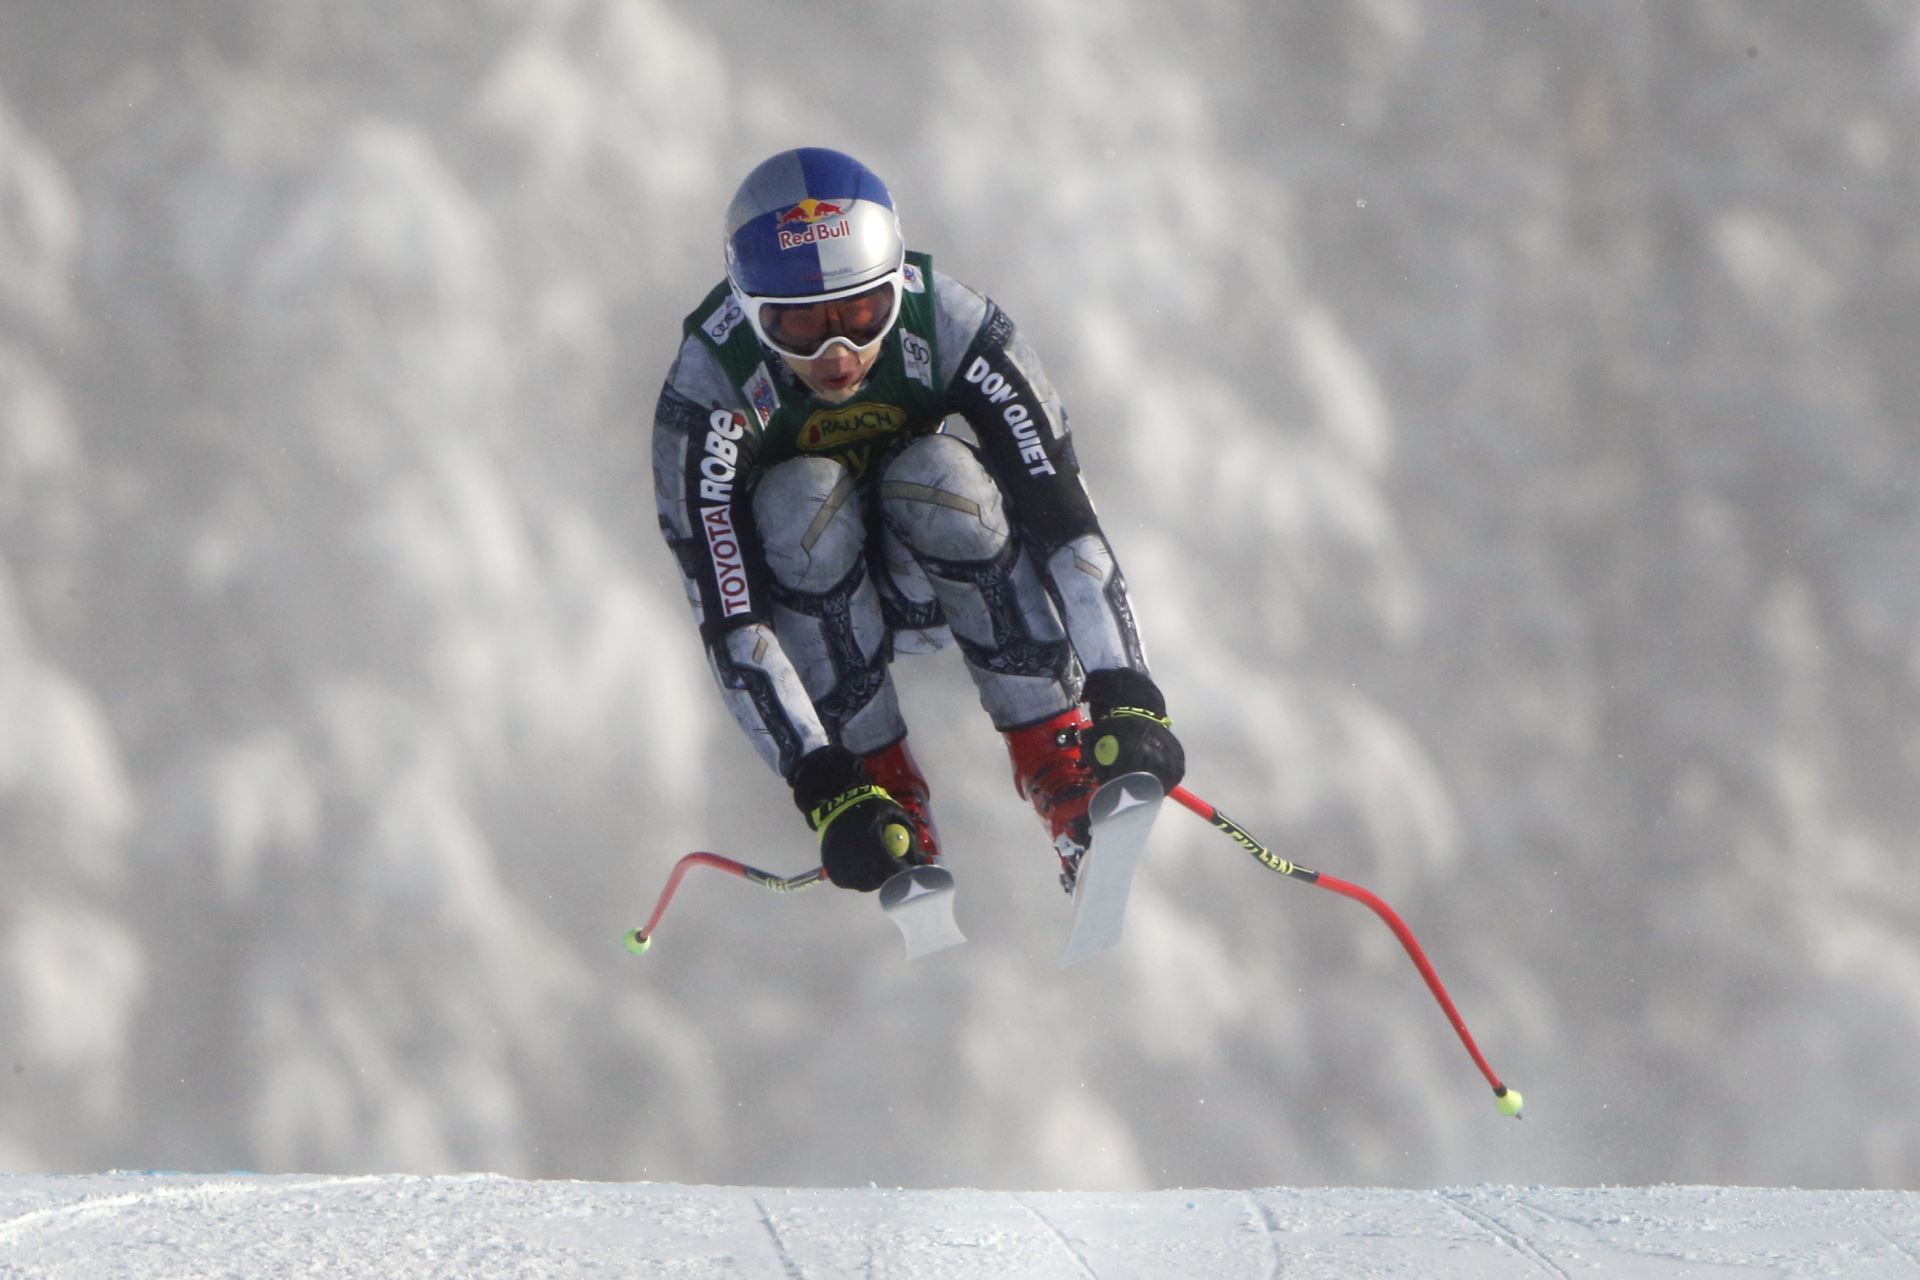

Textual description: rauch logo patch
[799,402,906,451]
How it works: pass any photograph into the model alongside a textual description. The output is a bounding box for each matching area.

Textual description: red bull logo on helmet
[777,198,846,225]
[776,198,853,251]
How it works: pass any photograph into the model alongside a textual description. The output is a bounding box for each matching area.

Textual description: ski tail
[879,864,967,959]
[1061,771,1164,964]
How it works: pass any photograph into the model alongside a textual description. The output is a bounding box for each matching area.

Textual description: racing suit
[651,252,1153,784]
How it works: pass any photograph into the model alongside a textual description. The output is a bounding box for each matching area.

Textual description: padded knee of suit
[879,435,1011,563]
[752,456,867,593]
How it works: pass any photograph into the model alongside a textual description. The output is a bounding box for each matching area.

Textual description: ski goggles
[738,274,902,362]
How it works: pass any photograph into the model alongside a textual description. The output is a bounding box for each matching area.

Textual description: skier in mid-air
[651,147,1185,898]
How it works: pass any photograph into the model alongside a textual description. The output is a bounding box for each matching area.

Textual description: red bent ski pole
[623,853,825,956]
[1170,785,1523,1119]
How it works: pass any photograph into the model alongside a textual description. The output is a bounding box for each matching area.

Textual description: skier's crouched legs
[878,434,1077,731]
[878,433,1013,562]
[751,455,907,757]
[753,455,930,890]
[751,455,867,594]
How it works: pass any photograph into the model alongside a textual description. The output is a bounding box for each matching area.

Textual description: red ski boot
[862,738,940,862]
[1004,707,1097,892]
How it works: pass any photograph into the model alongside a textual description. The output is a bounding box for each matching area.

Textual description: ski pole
[1169,785,1523,1119]
[623,853,825,956]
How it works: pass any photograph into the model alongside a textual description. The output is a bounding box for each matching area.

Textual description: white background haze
[2,0,1918,1200]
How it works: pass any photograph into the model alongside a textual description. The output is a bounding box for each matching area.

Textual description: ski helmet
[723,148,907,359]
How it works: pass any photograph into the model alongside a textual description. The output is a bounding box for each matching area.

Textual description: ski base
[1062,772,1164,965]
[879,864,966,959]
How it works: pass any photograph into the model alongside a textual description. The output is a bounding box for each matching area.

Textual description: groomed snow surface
[2,1175,1917,1277]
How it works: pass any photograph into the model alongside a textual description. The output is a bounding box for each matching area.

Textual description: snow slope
[2,1176,1917,1278]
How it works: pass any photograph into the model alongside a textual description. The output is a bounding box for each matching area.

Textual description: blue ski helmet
[723,148,906,302]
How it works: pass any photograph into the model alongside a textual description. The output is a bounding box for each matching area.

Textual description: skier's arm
[654,338,936,877]
[936,280,1185,790]
[935,281,1148,681]
[652,337,831,778]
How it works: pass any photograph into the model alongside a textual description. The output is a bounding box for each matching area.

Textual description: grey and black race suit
[651,253,1153,781]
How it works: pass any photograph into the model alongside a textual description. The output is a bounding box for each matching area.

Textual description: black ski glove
[789,745,923,892]
[1082,668,1186,791]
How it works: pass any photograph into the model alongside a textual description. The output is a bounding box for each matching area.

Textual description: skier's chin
[806,374,866,404]
[787,347,876,403]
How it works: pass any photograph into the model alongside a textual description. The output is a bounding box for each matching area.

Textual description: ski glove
[1082,668,1186,791]
[789,745,924,892]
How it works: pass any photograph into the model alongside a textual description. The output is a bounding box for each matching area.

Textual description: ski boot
[862,738,940,862]
[1004,707,1097,893]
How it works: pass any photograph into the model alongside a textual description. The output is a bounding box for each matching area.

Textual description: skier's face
[782,339,882,404]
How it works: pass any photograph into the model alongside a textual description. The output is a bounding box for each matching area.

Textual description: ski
[1061,771,1165,964]
[879,863,966,959]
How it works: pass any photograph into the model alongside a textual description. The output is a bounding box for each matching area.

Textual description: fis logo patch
[746,364,778,429]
